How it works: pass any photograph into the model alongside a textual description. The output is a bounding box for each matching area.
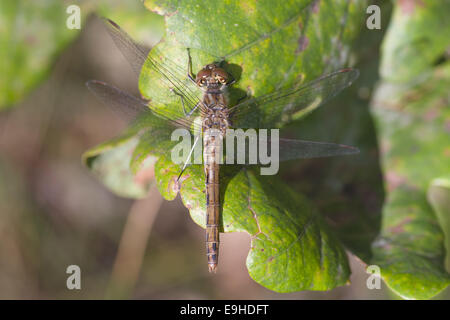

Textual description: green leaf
[155,155,350,291]
[141,0,366,116]
[283,86,384,263]
[82,109,176,199]
[380,1,450,82]
[370,62,450,299]
[82,133,152,199]
[276,1,393,266]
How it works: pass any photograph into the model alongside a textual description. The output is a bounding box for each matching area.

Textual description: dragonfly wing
[103,19,150,77]
[86,80,197,131]
[104,19,201,117]
[230,68,359,128]
[224,133,358,164]
[277,138,359,162]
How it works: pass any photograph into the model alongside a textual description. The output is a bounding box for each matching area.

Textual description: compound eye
[213,68,228,84]
[196,69,210,86]
[196,69,210,79]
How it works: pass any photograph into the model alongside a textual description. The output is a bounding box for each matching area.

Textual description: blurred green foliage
[0,0,164,109]
[369,0,450,299]
[380,1,450,82]
[0,1,78,108]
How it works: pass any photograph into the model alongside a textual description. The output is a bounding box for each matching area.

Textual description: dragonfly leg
[171,88,190,116]
[236,89,250,104]
[177,134,201,181]
[171,87,201,117]
[227,74,236,86]
[186,48,196,84]
[187,102,200,117]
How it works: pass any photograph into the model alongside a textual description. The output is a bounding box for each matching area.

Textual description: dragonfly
[87,19,360,273]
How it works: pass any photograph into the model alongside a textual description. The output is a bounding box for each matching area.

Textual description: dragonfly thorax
[202,108,230,132]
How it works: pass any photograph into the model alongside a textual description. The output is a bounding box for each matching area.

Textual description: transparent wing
[225,133,359,164]
[276,138,359,161]
[103,19,201,117]
[86,80,198,131]
[102,18,150,76]
[230,68,359,128]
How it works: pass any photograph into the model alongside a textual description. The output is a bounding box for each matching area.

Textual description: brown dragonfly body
[195,64,232,272]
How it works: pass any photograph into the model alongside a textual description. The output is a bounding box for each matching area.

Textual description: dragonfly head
[196,64,229,90]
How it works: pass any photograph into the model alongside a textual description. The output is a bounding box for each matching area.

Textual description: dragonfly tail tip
[208,264,217,273]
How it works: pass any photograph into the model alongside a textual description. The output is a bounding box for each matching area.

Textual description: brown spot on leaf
[296,35,309,53]
[444,147,450,158]
[311,0,320,14]
[380,140,392,155]
[445,119,450,133]
[25,34,37,46]
[295,73,305,83]
[385,171,408,191]
[178,173,190,184]
[399,0,425,15]
[170,177,180,194]
[160,167,170,174]
[388,217,414,234]
[424,108,439,121]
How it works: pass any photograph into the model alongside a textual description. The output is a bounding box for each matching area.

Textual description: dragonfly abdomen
[201,80,229,273]
[203,125,223,273]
